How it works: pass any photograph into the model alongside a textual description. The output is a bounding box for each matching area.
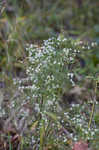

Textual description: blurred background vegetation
[0,0,99,82]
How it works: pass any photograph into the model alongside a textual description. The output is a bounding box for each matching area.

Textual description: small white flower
[47,100,53,106]
[70,57,73,61]
[63,138,67,142]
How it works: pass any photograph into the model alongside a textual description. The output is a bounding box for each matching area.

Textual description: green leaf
[45,112,57,121]
[40,120,45,150]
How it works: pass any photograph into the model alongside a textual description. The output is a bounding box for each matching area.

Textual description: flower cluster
[25,36,79,113]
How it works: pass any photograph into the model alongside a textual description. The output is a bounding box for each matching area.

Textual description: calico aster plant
[13,36,99,149]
